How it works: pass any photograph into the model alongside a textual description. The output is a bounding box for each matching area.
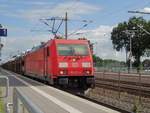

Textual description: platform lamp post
[128,10,150,61]
[123,28,136,73]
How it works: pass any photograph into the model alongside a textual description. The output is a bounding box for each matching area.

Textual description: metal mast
[65,12,68,39]
[38,13,92,39]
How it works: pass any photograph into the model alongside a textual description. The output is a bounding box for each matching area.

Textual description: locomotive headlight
[82,62,91,68]
[86,70,90,74]
[59,62,68,68]
[60,71,64,74]
[59,70,67,75]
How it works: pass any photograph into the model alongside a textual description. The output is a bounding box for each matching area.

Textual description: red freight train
[2,38,95,88]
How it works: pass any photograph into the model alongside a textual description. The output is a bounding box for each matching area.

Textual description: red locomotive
[2,38,95,89]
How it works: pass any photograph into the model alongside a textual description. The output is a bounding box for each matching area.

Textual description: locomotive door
[44,47,49,77]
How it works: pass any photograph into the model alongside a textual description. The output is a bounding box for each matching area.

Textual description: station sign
[0,28,7,37]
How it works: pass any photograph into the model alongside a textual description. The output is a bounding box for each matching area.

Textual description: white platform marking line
[45,86,120,113]
[5,73,82,113]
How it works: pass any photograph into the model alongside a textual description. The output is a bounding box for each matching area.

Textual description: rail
[93,71,150,113]
[95,72,150,97]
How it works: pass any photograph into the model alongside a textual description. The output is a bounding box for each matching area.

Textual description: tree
[92,54,126,67]
[92,55,103,66]
[142,59,150,68]
[111,17,150,71]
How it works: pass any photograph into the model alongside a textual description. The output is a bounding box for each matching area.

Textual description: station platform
[0,69,120,113]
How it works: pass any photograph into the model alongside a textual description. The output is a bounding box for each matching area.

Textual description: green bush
[0,99,5,113]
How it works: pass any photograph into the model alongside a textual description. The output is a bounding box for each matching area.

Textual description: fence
[0,76,44,113]
[95,66,150,74]
[12,88,44,113]
[0,76,9,98]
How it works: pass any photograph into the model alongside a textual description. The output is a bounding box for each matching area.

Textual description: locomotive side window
[57,44,89,56]
[47,47,50,56]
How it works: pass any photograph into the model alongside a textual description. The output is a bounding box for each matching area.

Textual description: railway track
[95,72,150,98]
[57,85,131,113]
[38,72,150,113]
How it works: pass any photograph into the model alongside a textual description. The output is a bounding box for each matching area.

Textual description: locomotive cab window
[57,44,89,56]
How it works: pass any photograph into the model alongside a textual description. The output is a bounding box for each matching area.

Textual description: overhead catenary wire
[39,18,64,36]
[127,11,150,35]
[68,21,93,36]
[98,1,150,22]
[31,0,93,38]
[39,13,93,38]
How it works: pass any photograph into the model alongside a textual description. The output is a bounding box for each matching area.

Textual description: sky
[0,0,150,61]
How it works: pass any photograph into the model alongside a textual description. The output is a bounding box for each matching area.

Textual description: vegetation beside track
[0,88,5,113]
[0,99,5,113]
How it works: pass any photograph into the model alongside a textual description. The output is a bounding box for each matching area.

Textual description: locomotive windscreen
[57,44,89,56]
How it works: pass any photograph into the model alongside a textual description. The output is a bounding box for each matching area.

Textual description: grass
[0,99,5,113]
[0,87,5,113]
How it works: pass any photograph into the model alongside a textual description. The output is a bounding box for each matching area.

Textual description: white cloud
[1,25,126,61]
[1,1,100,21]
[141,7,150,13]
[72,25,126,61]
[0,1,126,61]
[25,1,53,6]
[26,2,98,20]
[1,34,51,60]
